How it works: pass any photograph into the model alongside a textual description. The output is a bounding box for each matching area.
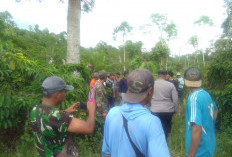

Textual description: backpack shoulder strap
[122,115,145,157]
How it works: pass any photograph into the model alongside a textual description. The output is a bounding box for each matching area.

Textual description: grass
[168,97,186,157]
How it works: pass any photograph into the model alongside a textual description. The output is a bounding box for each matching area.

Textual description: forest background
[0,0,232,156]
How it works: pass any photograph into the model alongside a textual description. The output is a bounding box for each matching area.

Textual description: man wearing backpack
[105,72,116,110]
[102,69,170,157]
[94,70,108,118]
[30,76,96,157]
[184,67,218,157]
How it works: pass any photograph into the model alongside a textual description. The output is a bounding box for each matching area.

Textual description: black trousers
[152,112,174,140]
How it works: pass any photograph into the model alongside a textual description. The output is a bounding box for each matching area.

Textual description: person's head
[184,67,202,93]
[42,76,74,105]
[99,70,107,82]
[93,72,99,80]
[108,72,114,80]
[158,70,167,79]
[124,69,154,105]
[176,72,181,78]
[87,64,94,72]
[167,71,174,80]
[116,72,120,78]
[123,70,129,79]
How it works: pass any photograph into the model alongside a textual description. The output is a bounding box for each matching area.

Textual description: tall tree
[188,35,199,66]
[150,13,168,39]
[113,21,133,71]
[222,0,232,38]
[151,14,178,70]
[164,22,177,69]
[67,0,94,64]
[164,22,178,42]
[194,15,214,66]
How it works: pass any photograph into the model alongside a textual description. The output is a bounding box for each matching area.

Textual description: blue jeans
[120,93,125,105]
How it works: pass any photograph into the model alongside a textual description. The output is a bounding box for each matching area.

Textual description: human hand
[87,101,96,114]
[65,102,79,113]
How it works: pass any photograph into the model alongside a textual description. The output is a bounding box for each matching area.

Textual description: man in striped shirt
[184,67,218,157]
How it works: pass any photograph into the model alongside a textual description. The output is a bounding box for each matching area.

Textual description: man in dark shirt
[118,70,129,105]
[167,71,179,91]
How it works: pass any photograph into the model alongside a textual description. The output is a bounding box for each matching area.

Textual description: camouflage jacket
[30,104,72,157]
[94,80,108,115]
[105,78,115,98]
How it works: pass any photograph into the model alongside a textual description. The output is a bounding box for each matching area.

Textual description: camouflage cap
[124,69,154,103]
[93,72,99,79]
[184,67,202,87]
[42,76,74,95]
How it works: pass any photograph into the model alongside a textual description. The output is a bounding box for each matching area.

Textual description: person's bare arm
[188,123,202,157]
[67,101,96,134]
[214,109,218,121]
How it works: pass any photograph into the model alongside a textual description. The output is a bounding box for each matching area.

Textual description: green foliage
[151,40,170,69]
[81,42,123,72]
[128,56,144,70]
[222,0,232,37]
[194,15,214,26]
[188,35,198,50]
[124,40,143,58]
[164,22,178,41]
[113,21,133,40]
[150,13,168,33]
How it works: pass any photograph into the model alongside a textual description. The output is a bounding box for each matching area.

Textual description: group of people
[88,70,130,118]
[30,67,218,157]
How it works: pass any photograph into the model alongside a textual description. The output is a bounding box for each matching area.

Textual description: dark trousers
[177,88,183,98]
[107,97,115,110]
[152,112,174,140]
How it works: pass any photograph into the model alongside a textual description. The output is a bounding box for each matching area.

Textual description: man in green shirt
[30,76,96,157]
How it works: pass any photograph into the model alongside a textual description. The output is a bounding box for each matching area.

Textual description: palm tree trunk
[67,0,81,64]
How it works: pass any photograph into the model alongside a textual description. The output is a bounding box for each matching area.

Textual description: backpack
[88,81,103,104]
[177,77,184,89]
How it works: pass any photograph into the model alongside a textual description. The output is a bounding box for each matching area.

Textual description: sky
[0,0,226,56]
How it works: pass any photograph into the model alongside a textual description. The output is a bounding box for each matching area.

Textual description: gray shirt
[150,78,178,113]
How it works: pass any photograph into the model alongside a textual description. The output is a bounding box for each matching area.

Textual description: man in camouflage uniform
[30,76,96,157]
[95,71,108,118]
